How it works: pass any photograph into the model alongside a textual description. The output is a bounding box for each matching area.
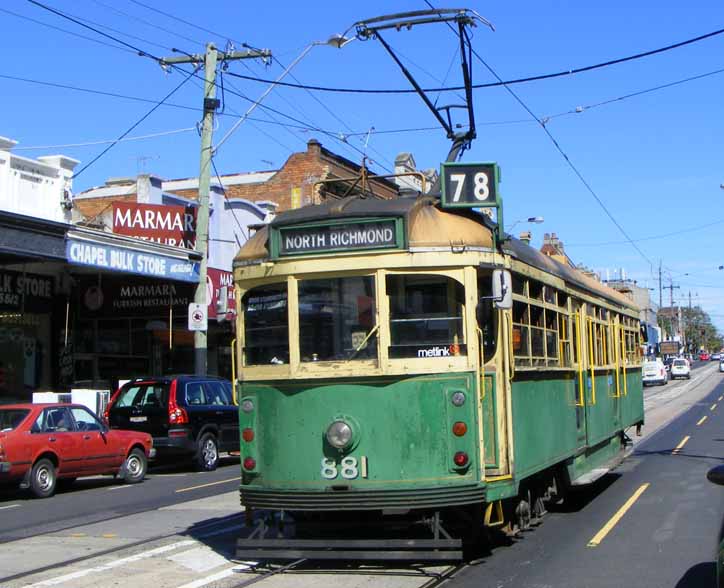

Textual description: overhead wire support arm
[372,31,455,139]
[352,8,490,159]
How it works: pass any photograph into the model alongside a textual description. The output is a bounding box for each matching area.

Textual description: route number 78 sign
[440,162,500,209]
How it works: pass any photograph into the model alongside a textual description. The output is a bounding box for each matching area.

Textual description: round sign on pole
[188,302,208,331]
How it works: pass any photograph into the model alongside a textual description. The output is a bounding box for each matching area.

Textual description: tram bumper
[240,482,485,511]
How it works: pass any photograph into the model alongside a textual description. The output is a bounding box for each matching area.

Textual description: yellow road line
[672,435,690,454]
[588,483,650,547]
[697,415,708,426]
[711,403,717,411]
[175,477,240,493]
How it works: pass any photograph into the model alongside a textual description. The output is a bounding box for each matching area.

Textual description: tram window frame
[297,275,377,363]
[386,274,467,359]
[241,282,290,366]
[511,276,569,369]
[477,275,499,363]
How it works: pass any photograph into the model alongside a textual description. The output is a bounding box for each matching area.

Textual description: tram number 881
[321,457,368,480]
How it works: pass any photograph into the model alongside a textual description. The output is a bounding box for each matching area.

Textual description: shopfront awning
[66,227,201,282]
[0,210,68,264]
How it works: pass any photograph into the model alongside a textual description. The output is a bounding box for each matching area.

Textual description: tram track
[225,559,466,588]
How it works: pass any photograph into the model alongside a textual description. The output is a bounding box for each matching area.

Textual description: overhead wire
[566,217,724,247]
[13,127,197,151]
[71,65,199,180]
[222,24,724,95]
[210,156,248,244]
[38,3,178,53]
[422,0,653,268]
[89,0,206,48]
[127,0,247,48]
[1,6,136,54]
[26,0,393,176]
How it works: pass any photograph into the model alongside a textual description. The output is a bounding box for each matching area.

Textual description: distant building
[0,136,78,223]
[606,278,660,354]
[540,232,576,268]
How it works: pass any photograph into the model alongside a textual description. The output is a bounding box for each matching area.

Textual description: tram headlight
[240,398,254,413]
[326,420,353,450]
[451,391,466,407]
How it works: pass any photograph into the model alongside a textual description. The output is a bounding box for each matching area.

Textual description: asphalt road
[452,362,724,588]
[0,455,243,542]
[1,361,722,588]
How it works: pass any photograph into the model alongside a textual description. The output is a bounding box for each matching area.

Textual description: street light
[507,216,544,232]
[214,34,355,151]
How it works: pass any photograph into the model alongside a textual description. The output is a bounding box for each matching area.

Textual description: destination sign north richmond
[277,220,400,256]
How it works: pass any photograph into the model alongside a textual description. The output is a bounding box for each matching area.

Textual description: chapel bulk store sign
[66,238,200,282]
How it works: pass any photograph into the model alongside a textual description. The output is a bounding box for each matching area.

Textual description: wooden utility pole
[161,44,270,375]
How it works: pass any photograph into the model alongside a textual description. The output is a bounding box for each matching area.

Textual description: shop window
[74,320,95,354]
[97,319,130,355]
[242,283,289,365]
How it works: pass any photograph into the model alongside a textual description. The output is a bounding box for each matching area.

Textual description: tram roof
[503,237,637,311]
[234,195,637,312]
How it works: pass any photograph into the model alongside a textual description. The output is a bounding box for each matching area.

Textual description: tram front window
[242,284,289,365]
[387,275,466,358]
[298,276,377,362]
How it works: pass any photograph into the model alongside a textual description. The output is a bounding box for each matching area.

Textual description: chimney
[519,231,532,245]
[307,138,322,157]
[136,174,163,204]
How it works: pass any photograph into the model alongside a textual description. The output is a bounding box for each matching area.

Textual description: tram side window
[298,277,377,362]
[512,278,568,368]
[477,277,498,362]
[387,275,466,358]
[242,284,289,365]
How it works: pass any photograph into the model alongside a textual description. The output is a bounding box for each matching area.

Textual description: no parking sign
[188,303,208,331]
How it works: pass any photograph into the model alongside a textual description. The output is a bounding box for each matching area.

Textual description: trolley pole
[160,44,270,375]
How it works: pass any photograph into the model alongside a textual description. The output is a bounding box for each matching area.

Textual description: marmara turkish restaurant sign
[112,202,197,249]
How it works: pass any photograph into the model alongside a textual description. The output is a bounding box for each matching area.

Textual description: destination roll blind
[277,219,400,256]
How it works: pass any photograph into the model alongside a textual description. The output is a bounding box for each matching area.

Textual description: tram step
[236,538,463,562]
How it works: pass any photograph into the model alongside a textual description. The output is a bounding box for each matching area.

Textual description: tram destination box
[440,162,500,209]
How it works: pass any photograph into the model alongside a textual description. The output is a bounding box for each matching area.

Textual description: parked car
[712,353,721,361]
[0,403,153,498]
[663,357,674,373]
[670,358,691,380]
[105,375,238,471]
[642,358,668,386]
[700,352,711,361]
[719,360,724,373]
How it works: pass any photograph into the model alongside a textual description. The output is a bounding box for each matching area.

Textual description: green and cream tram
[233,175,643,560]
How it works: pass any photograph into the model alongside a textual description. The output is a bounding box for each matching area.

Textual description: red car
[700,352,711,361]
[0,403,154,498]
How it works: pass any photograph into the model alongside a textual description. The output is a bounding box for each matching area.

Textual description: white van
[642,358,668,386]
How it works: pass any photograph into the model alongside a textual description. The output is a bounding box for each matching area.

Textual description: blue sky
[3,1,724,330]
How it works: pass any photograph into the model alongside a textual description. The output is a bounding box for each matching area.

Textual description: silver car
[670,358,691,380]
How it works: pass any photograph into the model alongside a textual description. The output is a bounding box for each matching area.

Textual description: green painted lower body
[238,372,483,512]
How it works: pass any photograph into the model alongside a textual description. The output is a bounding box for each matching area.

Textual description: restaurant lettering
[279,220,398,256]
[113,202,196,249]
